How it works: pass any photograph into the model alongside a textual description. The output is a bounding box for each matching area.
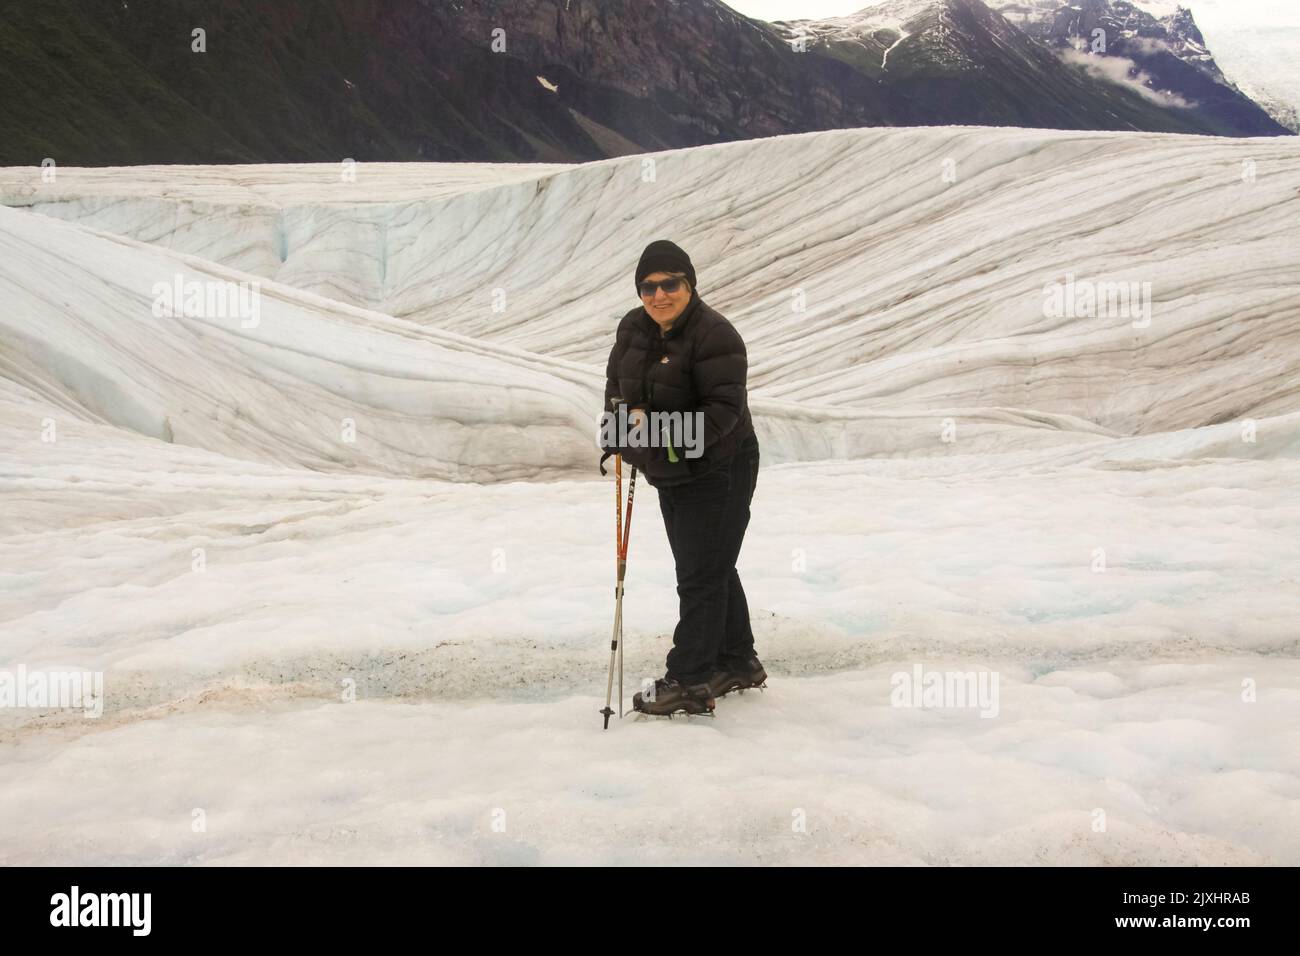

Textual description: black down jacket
[602,289,754,488]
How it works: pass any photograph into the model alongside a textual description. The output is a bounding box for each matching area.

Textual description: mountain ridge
[0,0,1288,167]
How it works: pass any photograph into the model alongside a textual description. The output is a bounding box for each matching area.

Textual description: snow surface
[2,124,1299,864]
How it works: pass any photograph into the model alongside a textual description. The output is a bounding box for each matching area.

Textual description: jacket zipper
[640,327,678,463]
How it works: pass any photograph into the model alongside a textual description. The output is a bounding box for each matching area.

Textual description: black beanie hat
[635,239,697,294]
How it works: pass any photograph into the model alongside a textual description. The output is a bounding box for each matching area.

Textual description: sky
[726,0,867,17]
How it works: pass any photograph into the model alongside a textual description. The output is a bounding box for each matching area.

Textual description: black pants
[657,432,760,685]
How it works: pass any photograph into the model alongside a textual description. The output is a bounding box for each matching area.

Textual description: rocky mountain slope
[0,0,1287,167]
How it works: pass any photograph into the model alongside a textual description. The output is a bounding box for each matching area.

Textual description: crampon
[630,677,716,718]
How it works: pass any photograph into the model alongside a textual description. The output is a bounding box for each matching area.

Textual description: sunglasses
[638,277,685,297]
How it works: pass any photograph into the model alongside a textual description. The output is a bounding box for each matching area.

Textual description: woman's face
[640,271,691,329]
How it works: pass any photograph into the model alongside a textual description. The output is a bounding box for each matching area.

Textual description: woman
[602,239,765,717]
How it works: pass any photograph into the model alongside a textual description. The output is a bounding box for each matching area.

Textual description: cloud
[1059,48,1195,109]
[1126,36,1181,57]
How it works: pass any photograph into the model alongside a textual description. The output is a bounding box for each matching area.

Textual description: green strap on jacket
[648,378,679,463]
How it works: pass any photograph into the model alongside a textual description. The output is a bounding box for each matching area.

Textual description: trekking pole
[600,455,622,728]
[616,453,624,720]
[600,401,638,729]
[600,456,638,728]
[617,463,636,717]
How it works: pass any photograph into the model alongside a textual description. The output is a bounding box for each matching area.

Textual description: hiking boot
[632,677,716,716]
[708,655,768,698]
